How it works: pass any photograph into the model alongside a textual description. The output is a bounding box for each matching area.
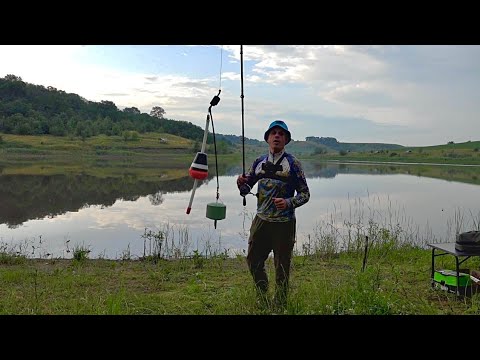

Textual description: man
[237,120,310,308]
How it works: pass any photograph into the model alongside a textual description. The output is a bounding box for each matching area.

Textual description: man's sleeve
[289,158,310,208]
[244,157,261,188]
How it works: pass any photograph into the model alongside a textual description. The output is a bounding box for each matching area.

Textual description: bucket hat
[264,120,291,144]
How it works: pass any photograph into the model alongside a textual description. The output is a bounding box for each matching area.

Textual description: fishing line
[219,45,223,90]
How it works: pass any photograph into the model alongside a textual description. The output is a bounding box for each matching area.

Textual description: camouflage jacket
[244,150,310,222]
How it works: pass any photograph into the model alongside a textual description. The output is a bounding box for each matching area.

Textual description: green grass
[309,141,480,165]
[0,132,193,151]
[0,132,246,180]
[1,246,479,314]
[3,132,479,168]
[0,197,479,314]
[0,132,196,169]
[1,133,480,314]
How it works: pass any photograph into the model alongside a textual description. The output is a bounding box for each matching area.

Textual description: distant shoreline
[322,159,480,167]
[1,132,480,167]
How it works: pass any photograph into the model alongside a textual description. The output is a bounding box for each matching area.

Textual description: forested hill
[0,74,409,154]
[0,74,207,141]
[305,136,404,152]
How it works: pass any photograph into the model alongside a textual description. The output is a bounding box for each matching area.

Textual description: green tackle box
[434,269,472,287]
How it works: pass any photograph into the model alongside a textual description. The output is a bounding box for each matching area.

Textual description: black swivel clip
[239,183,251,197]
[210,90,221,107]
[239,182,257,206]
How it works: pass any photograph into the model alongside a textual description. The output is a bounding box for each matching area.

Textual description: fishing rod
[239,45,254,205]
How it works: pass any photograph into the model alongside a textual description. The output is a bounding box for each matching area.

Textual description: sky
[1,45,479,147]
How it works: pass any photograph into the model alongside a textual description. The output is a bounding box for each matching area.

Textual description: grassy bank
[1,241,480,315]
[0,132,196,167]
[310,141,480,165]
[0,132,244,180]
[3,133,480,167]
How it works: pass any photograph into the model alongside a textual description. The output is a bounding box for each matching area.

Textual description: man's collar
[268,148,285,163]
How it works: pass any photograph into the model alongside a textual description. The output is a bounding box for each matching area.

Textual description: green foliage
[123,107,140,114]
[0,243,473,315]
[72,244,91,262]
[212,139,233,154]
[0,210,479,314]
[306,136,404,153]
[192,140,201,153]
[318,140,480,165]
[192,250,204,269]
[0,252,27,265]
[0,75,204,141]
[5,75,476,156]
[0,242,27,265]
[313,146,327,155]
[4,74,23,82]
[122,130,139,141]
[150,106,165,119]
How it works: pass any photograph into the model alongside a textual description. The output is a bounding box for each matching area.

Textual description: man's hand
[273,197,287,210]
[237,175,248,188]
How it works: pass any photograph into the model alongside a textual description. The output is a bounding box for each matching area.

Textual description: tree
[100,100,117,110]
[4,74,22,82]
[150,106,165,119]
[123,107,141,114]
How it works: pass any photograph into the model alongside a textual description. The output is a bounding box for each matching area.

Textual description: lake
[1,160,479,259]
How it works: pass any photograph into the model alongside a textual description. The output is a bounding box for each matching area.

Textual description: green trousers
[246,215,296,302]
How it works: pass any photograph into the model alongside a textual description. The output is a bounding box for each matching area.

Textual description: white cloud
[1,45,479,146]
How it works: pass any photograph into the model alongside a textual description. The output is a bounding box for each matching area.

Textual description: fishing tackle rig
[186,48,225,229]
[186,45,255,228]
[185,90,225,229]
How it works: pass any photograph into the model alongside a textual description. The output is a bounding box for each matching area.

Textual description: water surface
[1,161,479,259]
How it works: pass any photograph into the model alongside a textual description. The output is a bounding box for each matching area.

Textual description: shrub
[72,244,91,261]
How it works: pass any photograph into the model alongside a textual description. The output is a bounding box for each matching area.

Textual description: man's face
[267,126,287,153]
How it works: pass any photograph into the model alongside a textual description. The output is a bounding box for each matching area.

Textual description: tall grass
[140,223,192,261]
[295,194,431,264]
[0,241,27,265]
[294,194,480,264]
[3,197,478,263]
[1,231,479,314]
